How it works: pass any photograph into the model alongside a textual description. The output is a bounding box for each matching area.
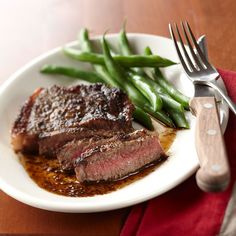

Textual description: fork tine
[174,23,196,72]
[169,23,191,75]
[181,22,205,70]
[185,21,212,68]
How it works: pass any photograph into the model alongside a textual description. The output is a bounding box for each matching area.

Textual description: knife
[197,36,229,133]
[197,36,236,117]
[197,35,208,60]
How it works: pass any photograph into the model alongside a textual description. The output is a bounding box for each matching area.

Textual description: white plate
[0,33,229,213]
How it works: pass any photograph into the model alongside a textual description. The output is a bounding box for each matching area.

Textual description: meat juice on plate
[19,126,176,197]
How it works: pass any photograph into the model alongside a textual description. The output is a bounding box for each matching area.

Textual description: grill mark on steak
[11,84,134,156]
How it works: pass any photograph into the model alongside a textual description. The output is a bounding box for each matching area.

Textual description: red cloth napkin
[121,69,236,236]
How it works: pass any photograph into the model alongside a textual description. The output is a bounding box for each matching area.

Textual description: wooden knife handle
[190,97,230,192]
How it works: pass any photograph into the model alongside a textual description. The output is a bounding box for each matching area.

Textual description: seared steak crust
[11,84,134,155]
[11,88,43,153]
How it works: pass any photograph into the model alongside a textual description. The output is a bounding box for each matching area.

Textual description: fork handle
[190,97,230,192]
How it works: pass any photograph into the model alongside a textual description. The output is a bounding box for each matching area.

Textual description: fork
[171,23,236,115]
[169,21,230,192]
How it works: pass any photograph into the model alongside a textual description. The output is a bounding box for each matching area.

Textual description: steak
[57,131,128,171]
[11,84,134,155]
[72,129,166,182]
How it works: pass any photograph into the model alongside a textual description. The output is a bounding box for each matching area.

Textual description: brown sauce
[19,129,176,197]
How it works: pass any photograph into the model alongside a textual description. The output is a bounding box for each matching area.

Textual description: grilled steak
[57,131,130,171]
[11,84,134,155]
[11,83,166,184]
[72,129,166,182]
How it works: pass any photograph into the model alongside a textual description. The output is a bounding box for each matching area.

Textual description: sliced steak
[57,132,124,171]
[74,129,166,182]
[11,84,134,155]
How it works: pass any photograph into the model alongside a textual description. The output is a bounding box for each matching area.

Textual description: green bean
[144,106,175,127]
[119,22,133,56]
[144,76,183,112]
[102,35,150,107]
[79,28,121,88]
[92,66,121,88]
[102,35,174,127]
[167,109,190,129]
[144,46,153,57]
[145,46,190,109]
[119,28,184,113]
[154,68,190,109]
[127,71,162,111]
[40,64,104,83]
[79,28,92,52]
[118,27,185,128]
[63,47,176,68]
[145,47,189,128]
[119,25,146,76]
[133,106,154,130]
[119,27,180,113]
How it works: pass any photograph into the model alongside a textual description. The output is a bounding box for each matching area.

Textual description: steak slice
[73,129,166,182]
[11,84,134,155]
[57,131,125,171]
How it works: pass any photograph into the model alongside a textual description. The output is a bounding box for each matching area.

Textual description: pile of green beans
[40,26,190,129]
[118,26,189,128]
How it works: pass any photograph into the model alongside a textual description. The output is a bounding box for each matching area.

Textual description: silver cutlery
[197,35,208,60]
[196,37,236,116]
[197,35,229,133]
[169,21,230,192]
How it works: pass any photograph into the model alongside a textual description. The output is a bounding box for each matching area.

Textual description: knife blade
[197,35,208,60]
[197,35,236,118]
[197,35,229,133]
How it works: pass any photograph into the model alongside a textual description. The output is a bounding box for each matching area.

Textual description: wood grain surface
[0,0,236,235]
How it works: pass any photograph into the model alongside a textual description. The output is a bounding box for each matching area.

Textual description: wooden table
[1,0,236,235]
